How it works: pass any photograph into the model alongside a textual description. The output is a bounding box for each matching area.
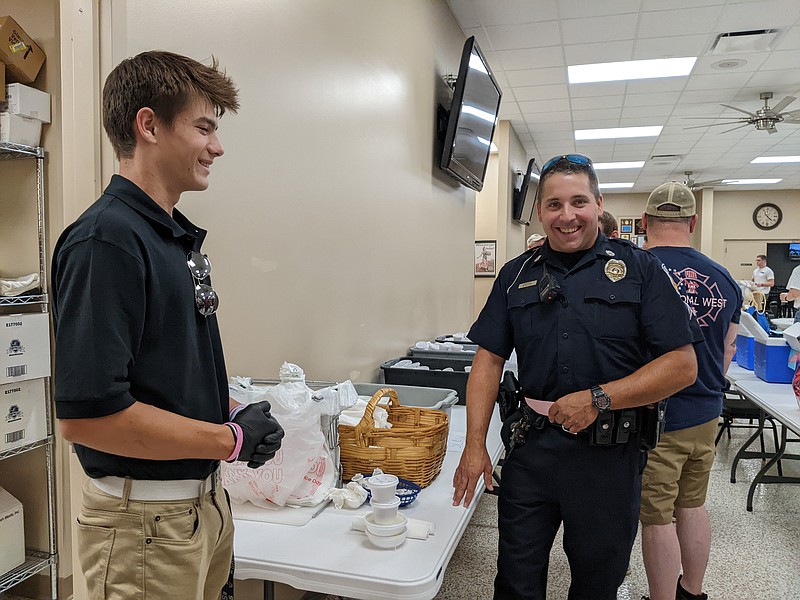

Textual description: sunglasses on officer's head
[541,154,594,177]
[187,251,219,317]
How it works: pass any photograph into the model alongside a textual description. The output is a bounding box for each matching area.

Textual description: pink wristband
[224,422,244,462]
[229,404,245,420]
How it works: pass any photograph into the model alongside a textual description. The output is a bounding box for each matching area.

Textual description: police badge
[604,259,627,282]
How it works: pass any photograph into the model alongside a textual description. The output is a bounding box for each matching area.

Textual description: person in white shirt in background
[780,264,800,322]
[751,255,774,294]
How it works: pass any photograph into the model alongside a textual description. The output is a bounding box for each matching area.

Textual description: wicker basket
[339,387,449,488]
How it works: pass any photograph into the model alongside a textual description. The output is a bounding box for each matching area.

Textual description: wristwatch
[590,385,612,413]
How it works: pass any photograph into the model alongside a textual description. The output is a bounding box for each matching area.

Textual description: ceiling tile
[524,110,572,124]
[568,82,629,98]
[445,0,482,29]
[484,21,562,51]
[641,0,724,9]
[557,0,642,18]
[746,68,800,88]
[759,50,800,71]
[512,84,570,101]
[563,40,635,65]
[561,13,640,45]
[571,95,625,110]
[622,104,675,119]
[572,109,623,122]
[518,97,572,113]
[625,78,689,94]
[530,121,574,133]
[624,91,683,107]
[714,1,800,31]
[476,0,559,26]
[637,6,724,38]
[489,46,566,71]
[685,72,757,90]
[691,53,769,75]
[632,34,710,58]
[462,27,494,52]
[506,67,568,86]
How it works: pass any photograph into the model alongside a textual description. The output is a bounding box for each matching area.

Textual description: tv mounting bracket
[442,72,457,90]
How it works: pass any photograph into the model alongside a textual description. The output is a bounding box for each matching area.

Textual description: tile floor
[435,424,800,600]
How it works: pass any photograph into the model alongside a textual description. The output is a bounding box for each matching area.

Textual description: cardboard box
[0,486,25,576]
[0,16,45,84]
[0,111,42,146]
[5,82,50,122]
[0,313,50,385]
[1,378,47,452]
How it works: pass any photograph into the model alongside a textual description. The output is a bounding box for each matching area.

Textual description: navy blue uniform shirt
[469,234,703,402]
[52,175,229,480]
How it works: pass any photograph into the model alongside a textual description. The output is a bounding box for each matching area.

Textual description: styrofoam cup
[369,496,401,524]
[365,512,407,537]
[368,473,399,504]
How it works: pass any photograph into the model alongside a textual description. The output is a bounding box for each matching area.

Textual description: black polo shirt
[469,234,703,401]
[52,175,228,480]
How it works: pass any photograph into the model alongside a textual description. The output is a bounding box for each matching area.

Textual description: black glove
[228,401,285,469]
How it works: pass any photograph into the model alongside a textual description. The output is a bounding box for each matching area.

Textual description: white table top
[233,405,504,600]
[734,378,800,437]
[725,363,761,385]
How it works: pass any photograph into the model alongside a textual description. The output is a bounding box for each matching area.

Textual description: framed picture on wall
[475,240,497,277]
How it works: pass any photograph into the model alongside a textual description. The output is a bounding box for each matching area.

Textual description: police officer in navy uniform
[452,155,702,600]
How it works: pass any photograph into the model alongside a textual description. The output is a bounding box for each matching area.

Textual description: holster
[497,370,522,421]
[637,399,667,451]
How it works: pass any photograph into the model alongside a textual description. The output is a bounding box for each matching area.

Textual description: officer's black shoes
[676,575,708,600]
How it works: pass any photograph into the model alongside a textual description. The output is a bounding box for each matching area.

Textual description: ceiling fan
[683,171,724,190]
[684,91,800,134]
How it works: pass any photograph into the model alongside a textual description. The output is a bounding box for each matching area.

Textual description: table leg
[730,409,767,483]
[746,424,800,511]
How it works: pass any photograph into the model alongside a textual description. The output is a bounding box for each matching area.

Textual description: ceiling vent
[650,154,682,165]
[709,29,785,55]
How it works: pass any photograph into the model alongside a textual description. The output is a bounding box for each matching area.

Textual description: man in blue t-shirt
[638,182,742,600]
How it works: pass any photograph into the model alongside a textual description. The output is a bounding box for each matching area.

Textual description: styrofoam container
[0,486,24,576]
[782,322,800,352]
[369,496,401,524]
[366,527,407,549]
[753,337,794,384]
[364,512,407,537]
[368,473,398,504]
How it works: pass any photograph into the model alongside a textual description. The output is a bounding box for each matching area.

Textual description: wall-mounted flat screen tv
[438,36,502,192]
[789,243,800,260]
[512,158,541,225]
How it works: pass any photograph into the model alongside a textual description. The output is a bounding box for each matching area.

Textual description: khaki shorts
[639,417,718,526]
[77,477,234,600]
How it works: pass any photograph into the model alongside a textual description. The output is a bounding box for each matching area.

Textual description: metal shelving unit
[0,142,57,600]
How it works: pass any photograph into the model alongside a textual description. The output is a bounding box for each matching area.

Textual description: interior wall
[473,121,527,321]
[100,0,475,382]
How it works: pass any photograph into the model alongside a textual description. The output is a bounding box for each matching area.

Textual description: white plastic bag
[222,363,334,508]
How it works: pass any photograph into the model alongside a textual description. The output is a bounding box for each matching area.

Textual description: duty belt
[512,397,640,448]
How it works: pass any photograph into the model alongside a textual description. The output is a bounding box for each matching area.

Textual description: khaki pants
[77,477,234,600]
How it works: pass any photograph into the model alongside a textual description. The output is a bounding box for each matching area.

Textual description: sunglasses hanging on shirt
[187,251,219,317]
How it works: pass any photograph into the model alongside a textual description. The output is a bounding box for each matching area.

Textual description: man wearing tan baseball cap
[638,181,742,600]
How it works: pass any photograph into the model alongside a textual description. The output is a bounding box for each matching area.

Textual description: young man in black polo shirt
[52,51,284,599]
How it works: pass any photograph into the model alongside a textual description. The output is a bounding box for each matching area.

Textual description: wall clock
[752,203,782,230]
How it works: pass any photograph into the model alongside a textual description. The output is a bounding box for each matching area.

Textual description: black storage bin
[380,356,473,405]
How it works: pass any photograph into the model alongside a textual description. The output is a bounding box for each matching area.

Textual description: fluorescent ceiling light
[722,179,782,185]
[593,161,645,170]
[568,57,696,84]
[575,126,662,140]
[751,156,800,163]
[599,182,634,189]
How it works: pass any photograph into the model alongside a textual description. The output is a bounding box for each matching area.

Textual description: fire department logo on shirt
[667,267,727,327]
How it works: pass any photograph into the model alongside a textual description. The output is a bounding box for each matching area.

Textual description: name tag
[518,280,537,289]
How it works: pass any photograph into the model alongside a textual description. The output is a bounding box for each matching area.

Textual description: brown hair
[102,51,240,159]
[599,211,618,236]
[536,158,600,204]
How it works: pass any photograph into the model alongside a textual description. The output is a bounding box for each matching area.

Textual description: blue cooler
[735,328,754,370]
[753,337,794,383]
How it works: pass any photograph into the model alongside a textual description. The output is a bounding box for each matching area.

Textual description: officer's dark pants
[495,421,646,600]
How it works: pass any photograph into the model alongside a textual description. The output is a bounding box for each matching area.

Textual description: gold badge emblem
[604,259,627,282]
